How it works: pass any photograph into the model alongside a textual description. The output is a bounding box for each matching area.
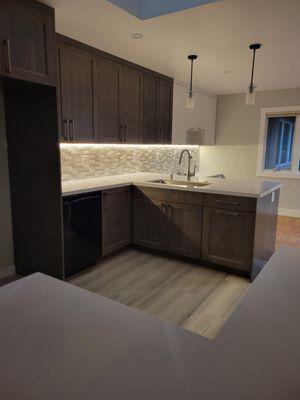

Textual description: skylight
[108,0,219,20]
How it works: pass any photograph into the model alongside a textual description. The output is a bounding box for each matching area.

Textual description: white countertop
[61,173,282,198]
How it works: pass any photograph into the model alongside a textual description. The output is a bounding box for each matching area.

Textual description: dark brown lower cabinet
[134,195,164,250]
[202,207,255,272]
[102,187,131,256]
[134,189,202,259]
[167,202,202,259]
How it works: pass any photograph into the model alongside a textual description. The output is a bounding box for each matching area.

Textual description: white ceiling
[44,0,300,95]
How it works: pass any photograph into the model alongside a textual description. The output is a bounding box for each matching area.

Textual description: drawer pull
[216,210,239,217]
[216,199,239,206]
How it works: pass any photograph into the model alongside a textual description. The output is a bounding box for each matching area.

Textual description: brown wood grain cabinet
[202,207,255,272]
[102,187,131,256]
[57,42,97,142]
[56,34,173,144]
[167,202,202,260]
[134,188,202,259]
[142,74,173,144]
[0,0,56,86]
[97,58,120,143]
[119,65,142,143]
[134,195,165,250]
[157,78,173,144]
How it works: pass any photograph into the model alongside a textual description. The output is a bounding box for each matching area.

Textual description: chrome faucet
[178,149,196,181]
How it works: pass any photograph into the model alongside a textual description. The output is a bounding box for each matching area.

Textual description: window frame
[257,106,300,179]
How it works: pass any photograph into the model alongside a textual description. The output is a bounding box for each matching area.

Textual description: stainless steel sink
[148,179,211,188]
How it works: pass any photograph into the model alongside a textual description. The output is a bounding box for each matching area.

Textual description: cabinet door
[119,65,142,143]
[102,187,131,256]
[0,0,56,86]
[202,207,255,272]
[142,73,159,143]
[134,194,164,250]
[58,43,96,142]
[97,58,121,143]
[167,202,202,260]
[158,79,173,144]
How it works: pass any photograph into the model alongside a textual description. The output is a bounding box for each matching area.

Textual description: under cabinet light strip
[60,143,200,149]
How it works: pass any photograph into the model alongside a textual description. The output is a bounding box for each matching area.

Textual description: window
[257,106,300,179]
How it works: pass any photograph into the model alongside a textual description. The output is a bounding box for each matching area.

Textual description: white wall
[172,82,217,145]
[199,88,300,217]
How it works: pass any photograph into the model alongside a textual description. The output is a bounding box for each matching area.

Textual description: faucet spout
[178,149,195,181]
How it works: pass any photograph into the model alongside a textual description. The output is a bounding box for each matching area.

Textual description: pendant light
[186,55,198,109]
[246,43,262,105]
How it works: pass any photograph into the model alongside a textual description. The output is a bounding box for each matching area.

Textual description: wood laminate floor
[2,216,299,340]
[70,216,300,339]
[69,249,249,339]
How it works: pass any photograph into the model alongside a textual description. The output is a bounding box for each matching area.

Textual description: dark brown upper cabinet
[142,73,158,143]
[56,34,173,144]
[119,65,142,143]
[57,42,97,142]
[142,74,173,144]
[97,57,120,143]
[0,0,56,86]
[158,78,173,144]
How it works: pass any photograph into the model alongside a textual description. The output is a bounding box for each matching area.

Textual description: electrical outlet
[81,155,89,168]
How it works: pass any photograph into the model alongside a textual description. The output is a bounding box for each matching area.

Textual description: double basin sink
[149,179,211,189]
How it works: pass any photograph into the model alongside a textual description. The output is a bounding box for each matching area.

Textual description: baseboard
[278,208,300,218]
[0,264,16,279]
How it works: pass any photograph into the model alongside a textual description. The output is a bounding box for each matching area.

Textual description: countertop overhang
[61,173,282,198]
[0,246,300,399]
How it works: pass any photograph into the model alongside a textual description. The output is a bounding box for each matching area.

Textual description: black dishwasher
[63,192,101,277]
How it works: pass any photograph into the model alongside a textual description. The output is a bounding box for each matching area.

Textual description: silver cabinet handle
[216,210,239,217]
[3,38,12,73]
[119,125,123,142]
[62,119,69,141]
[69,119,75,141]
[216,199,239,206]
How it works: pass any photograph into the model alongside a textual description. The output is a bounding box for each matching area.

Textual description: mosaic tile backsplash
[60,145,200,181]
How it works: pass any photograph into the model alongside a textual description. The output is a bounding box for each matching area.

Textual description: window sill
[256,171,300,180]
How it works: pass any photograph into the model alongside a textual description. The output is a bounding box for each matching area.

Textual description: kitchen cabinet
[97,58,120,143]
[57,42,97,142]
[0,0,56,86]
[158,78,173,144]
[142,73,158,143]
[102,187,131,256]
[142,74,173,144]
[134,188,202,259]
[119,65,142,143]
[56,34,173,144]
[134,194,164,250]
[202,206,255,272]
[167,202,202,259]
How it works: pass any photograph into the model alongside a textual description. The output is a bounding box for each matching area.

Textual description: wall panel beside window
[257,106,300,179]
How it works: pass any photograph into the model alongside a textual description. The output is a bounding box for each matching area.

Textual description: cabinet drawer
[134,186,203,206]
[203,193,256,213]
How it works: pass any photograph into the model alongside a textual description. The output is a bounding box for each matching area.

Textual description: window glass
[264,116,295,170]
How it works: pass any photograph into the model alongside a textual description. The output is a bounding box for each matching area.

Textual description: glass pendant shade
[186,92,195,109]
[245,85,256,106]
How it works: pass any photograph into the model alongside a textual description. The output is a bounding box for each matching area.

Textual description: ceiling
[44,0,300,95]
[107,0,218,20]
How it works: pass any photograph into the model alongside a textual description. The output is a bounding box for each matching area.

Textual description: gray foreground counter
[0,246,299,399]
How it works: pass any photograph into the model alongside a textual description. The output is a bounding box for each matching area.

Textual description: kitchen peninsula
[62,173,281,281]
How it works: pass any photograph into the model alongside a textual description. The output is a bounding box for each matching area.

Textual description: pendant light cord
[189,59,194,93]
[250,48,256,86]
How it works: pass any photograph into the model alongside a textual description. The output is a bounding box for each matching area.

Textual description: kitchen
[0,0,300,398]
